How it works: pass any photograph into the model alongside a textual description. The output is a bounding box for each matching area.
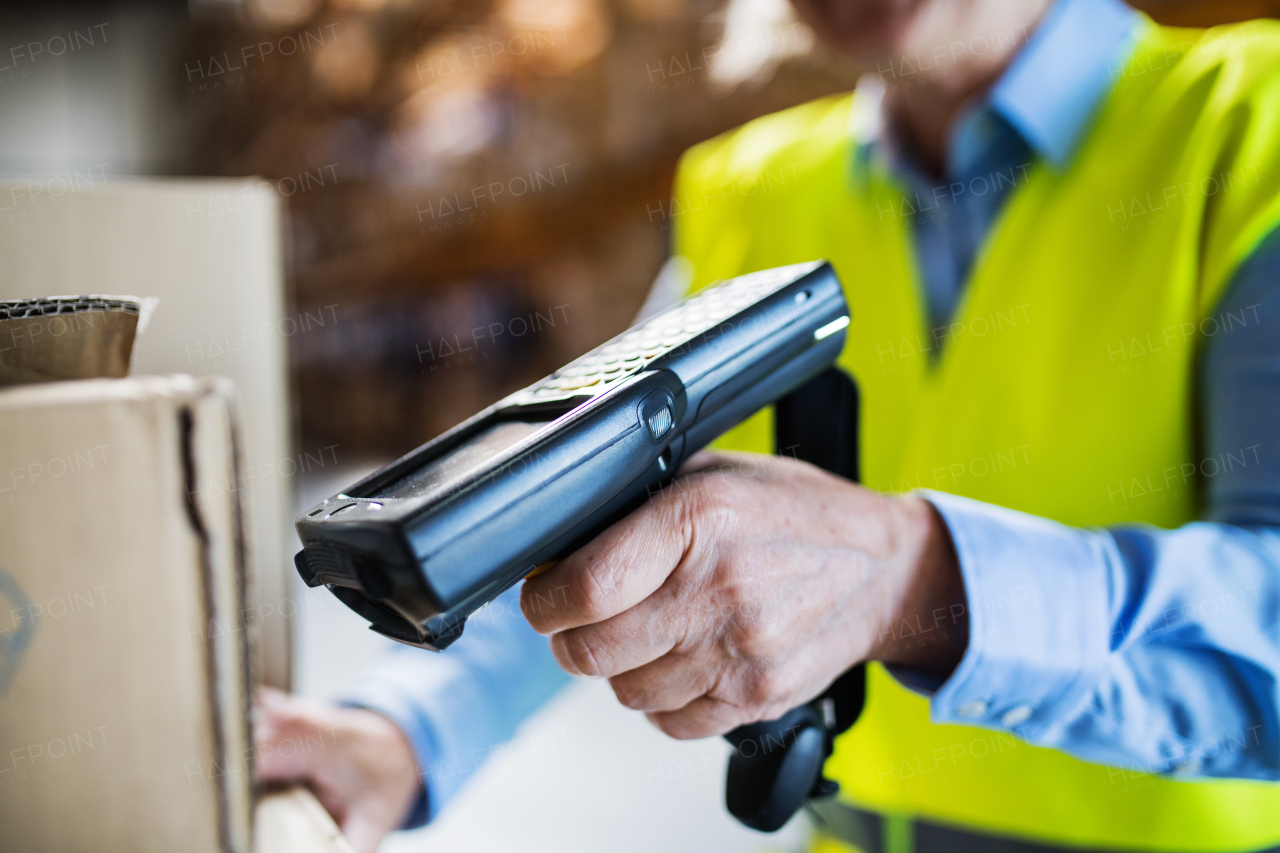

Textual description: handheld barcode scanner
[294,259,865,831]
[294,260,849,648]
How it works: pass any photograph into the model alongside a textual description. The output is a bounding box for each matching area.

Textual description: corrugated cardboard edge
[183,377,255,853]
[0,375,255,853]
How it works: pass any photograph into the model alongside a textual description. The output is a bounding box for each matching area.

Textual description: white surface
[290,463,811,853]
[388,679,810,853]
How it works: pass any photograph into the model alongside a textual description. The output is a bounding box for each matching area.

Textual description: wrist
[870,495,969,677]
[349,707,424,827]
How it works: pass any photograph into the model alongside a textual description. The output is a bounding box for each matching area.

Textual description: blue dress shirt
[343,0,1280,825]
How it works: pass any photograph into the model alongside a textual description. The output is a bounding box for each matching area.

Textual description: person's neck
[880,0,1052,177]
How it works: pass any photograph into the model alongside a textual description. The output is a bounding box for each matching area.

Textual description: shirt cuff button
[1001,705,1033,727]
[957,699,989,718]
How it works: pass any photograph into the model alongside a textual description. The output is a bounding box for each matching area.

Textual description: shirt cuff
[913,491,1113,739]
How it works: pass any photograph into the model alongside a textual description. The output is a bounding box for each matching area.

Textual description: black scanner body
[294,261,850,651]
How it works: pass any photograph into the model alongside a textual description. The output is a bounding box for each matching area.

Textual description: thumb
[674,448,734,477]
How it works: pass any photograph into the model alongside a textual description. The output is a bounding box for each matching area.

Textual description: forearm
[920,492,1280,778]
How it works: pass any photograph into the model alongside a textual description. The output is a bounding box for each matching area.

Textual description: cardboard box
[0,376,252,853]
[0,179,294,689]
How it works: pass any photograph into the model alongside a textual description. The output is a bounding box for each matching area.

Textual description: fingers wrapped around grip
[548,601,683,678]
[520,475,712,640]
[517,450,962,742]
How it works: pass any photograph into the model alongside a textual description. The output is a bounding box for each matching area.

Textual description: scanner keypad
[531,266,801,398]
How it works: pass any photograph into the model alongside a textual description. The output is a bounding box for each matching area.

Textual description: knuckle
[721,577,759,614]
[742,666,791,708]
[610,676,649,711]
[685,475,734,516]
[569,558,617,621]
[558,629,606,678]
[664,479,738,566]
[726,607,778,658]
[651,712,702,740]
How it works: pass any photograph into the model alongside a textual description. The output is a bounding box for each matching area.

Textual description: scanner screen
[372,420,549,500]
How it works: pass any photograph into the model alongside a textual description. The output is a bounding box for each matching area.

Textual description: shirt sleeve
[915,227,1280,779]
[339,584,572,826]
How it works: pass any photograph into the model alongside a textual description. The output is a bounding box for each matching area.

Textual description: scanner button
[559,377,602,391]
[647,405,673,439]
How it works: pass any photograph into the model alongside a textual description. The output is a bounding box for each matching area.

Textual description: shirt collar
[988,0,1142,167]
[851,0,1142,180]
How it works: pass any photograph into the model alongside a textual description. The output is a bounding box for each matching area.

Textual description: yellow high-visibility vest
[674,16,1280,852]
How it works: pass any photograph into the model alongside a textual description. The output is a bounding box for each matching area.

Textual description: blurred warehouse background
[2,0,1271,461]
